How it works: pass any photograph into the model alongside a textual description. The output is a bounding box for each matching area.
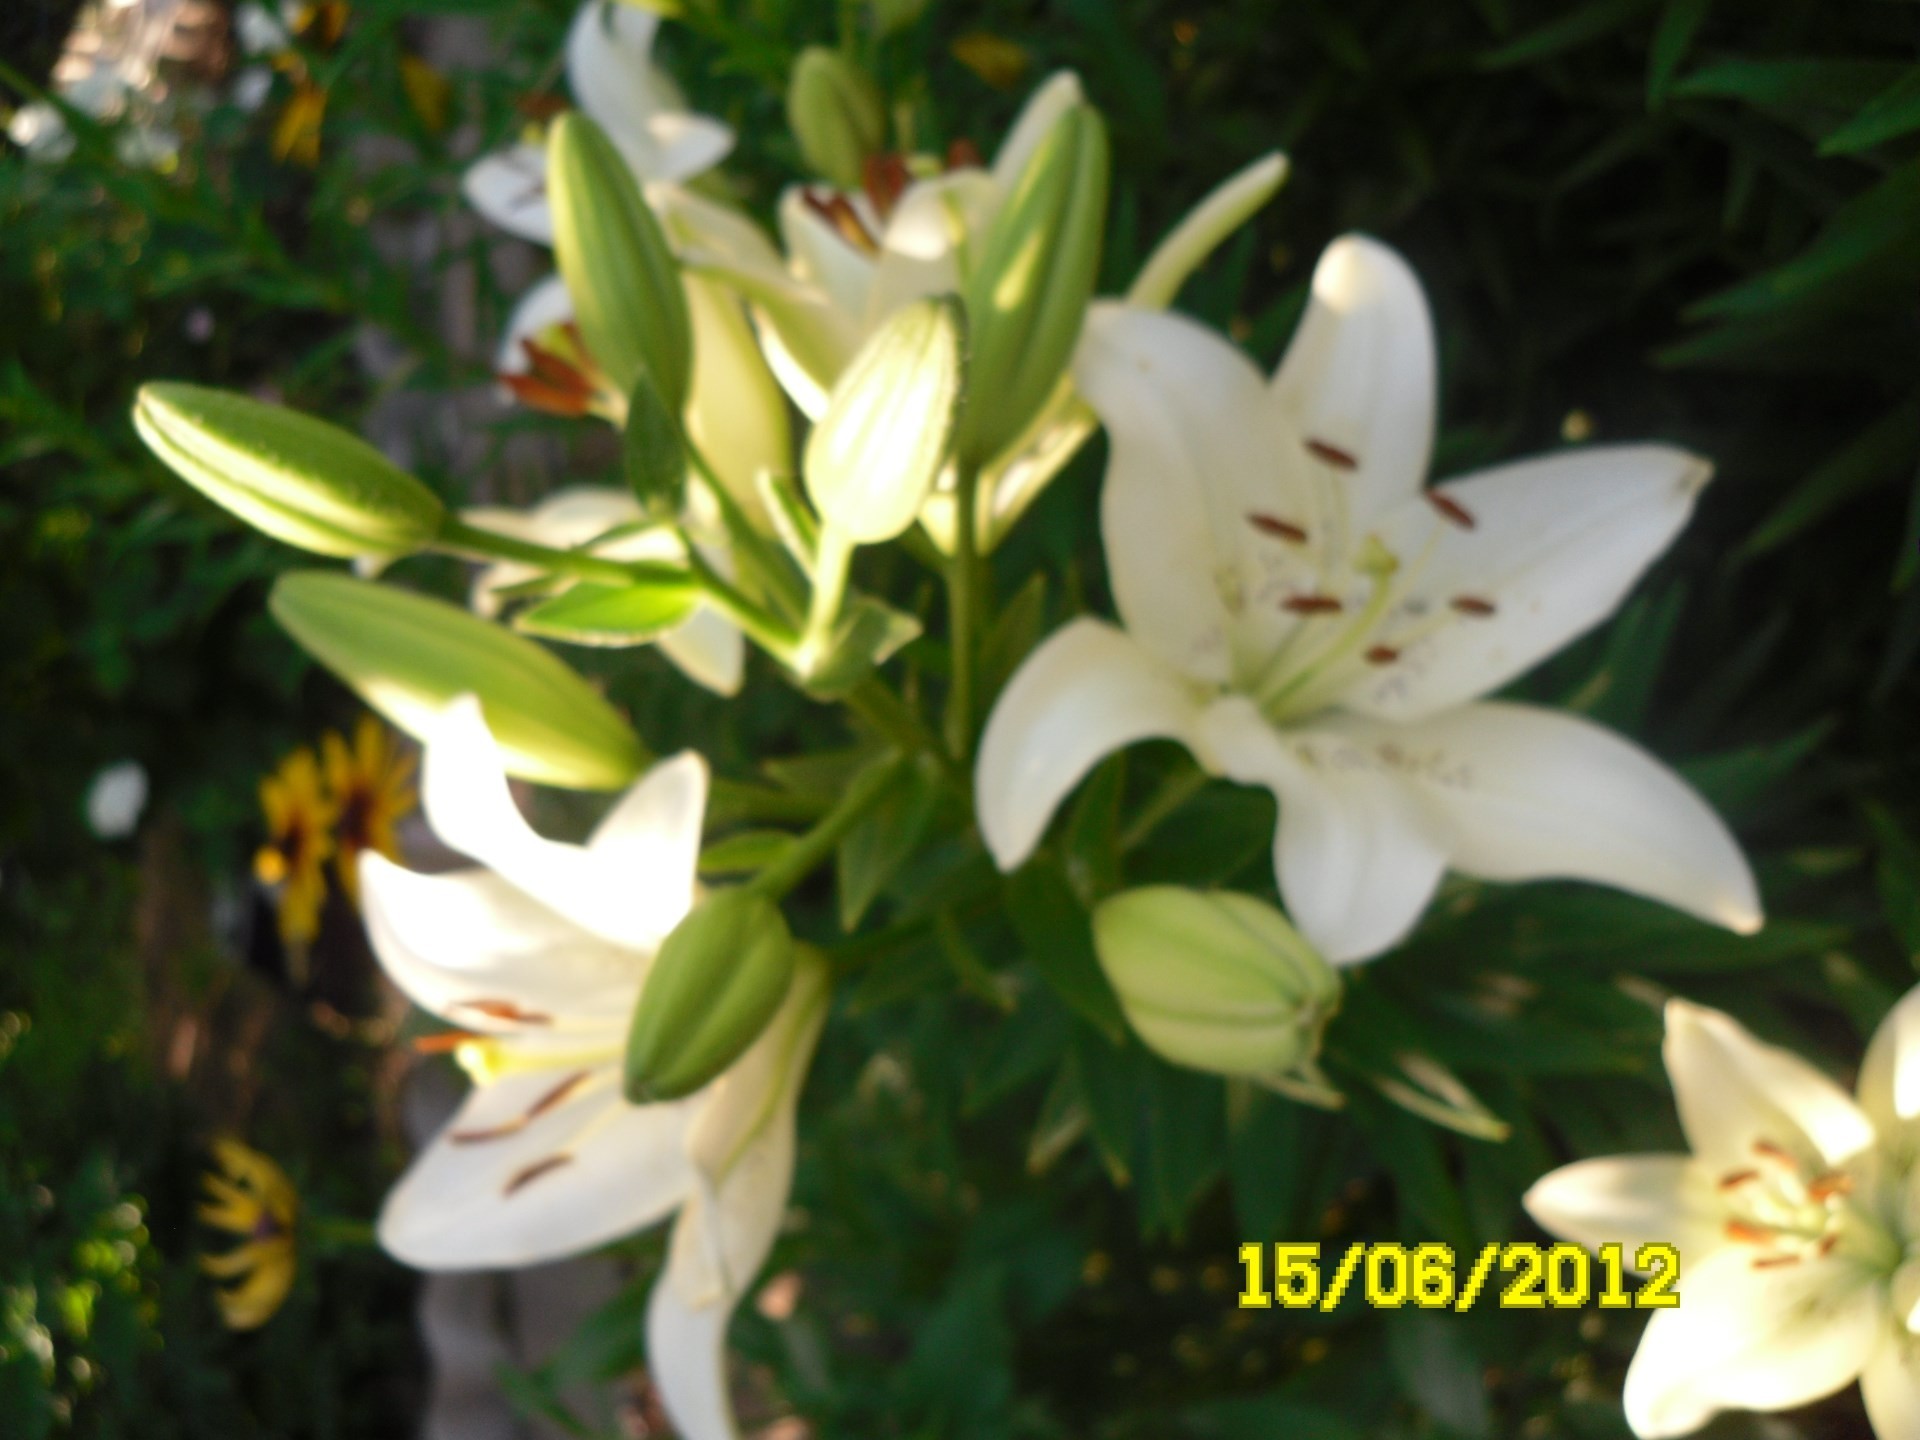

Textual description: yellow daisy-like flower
[198,1138,299,1331]
[256,747,337,948]
[320,715,416,908]
[270,78,327,168]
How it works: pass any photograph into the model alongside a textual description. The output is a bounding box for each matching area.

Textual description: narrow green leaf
[1647,0,1712,105]
[836,753,943,929]
[803,595,923,697]
[1824,70,1920,155]
[698,829,796,876]
[622,370,686,521]
[1866,804,1920,962]
[1004,865,1128,1044]
[1478,0,1656,70]
[1742,402,1920,557]
[515,572,701,646]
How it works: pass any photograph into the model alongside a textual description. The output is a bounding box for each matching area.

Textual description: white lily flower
[362,696,829,1440]
[1525,992,1920,1438]
[975,234,1760,964]
[463,486,744,696]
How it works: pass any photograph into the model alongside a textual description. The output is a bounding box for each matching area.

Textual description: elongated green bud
[957,101,1108,467]
[804,296,965,544]
[548,112,692,411]
[270,571,646,790]
[133,383,444,558]
[624,889,796,1102]
[787,47,886,190]
[1092,887,1339,1080]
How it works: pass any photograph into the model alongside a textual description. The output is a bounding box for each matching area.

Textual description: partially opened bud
[1092,886,1339,1079]
[804,296,965,544]
[134,383,444,558]
[269,571,646,790]
[625,889,796,1103]
[548,112,692,411]
[787,47,885,191]
[957,100,1108,467]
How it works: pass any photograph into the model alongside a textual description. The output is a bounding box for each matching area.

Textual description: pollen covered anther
[802,187,879,254]
[1283,594,1344,615]
[1246,513,1308,543]
[1426,491,1477,530]
[1364,645,1400,665]
[452,998,554,1026]
[1449,595,1497,617]
[503,1154,573,1196]
[1304,438,1359,471]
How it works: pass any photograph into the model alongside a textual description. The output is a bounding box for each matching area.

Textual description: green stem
[1119,763,1211,853]
[747,752,908,901]
[306,1216,378,1251]
[679,542,801,656]
[687,441,808,621]
[435,517,642,588]
[801,523,856,670]
[845,677,963,790]
[944,460,984,760]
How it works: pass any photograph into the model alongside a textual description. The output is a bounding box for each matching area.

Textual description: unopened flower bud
[805,296,965,543]
[134,383,445,559]
[625,889,797,1103]
[957,99,1108,467]
[547,111,692,412]
[787,47,886,191]
[1092,886,1339,1079]
[269,571,646,790]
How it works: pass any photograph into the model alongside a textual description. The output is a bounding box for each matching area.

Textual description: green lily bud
[956,100,1108,467]
[787,47,886,191]
[1092,886,1340,1080]
[133,383,444,559]
[547,111,692,412]
[269,571,646,790]
[624,889,796,1103]
[804,296,965,544]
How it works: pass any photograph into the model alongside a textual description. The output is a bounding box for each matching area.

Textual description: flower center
[1718,1138,1879,1270]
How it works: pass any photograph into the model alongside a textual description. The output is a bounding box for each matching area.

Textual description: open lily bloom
[976,235,1760,964]
[361,697,828,1440]
[677,71,1287,550]
[463,486,744,696]
[1525,993,1920,1438]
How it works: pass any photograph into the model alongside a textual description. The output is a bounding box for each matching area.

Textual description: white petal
[493,273,576,377]
[1127,152,1289,309]
[991,71,1084,193]
[1664,999,1876,1174]
[1191,697,1449,964]
[778,186,877,322]
[975,619,1207,871]
[1622,1245,1884,1434]
[1318,703,1761,937]
[864,171,997,325]
[1857,981,1920,1132]
[1076,302,1311,683]
[645,1259,736,1440]
[1521,1155,1724,1267]
[659,607,745,696]
[360,855,642,1029]
[1863,1329,1920,1440]
[683,271,789,514]
[380,1067,696,1270]
[1351,445,1713,719]
[1271,234,1435,532]
[635,113,735,186]
[567,1,732,183]
[421,698,703,951]
[463,143,554,245]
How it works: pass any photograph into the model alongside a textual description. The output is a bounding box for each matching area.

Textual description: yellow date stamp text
[1236,1241,1681,1312]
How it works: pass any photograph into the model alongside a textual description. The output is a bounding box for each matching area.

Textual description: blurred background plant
[2,0,1916,1436]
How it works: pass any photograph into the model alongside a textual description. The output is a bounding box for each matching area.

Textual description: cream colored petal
[567,1,732,183]
[683,272,789,517]
[1863,1328,1920,1440]
[493,273,576,377]
[463,142,554,245]
[1521,1155,1723,1269]
[1127,152,1289,309]
[1857,981,1920,1134]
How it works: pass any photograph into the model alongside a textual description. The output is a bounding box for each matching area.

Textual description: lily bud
[269,571,646,790]
[957,100,1108,467]
[134,383,444,559]
[547,111,692,412]
[1092,886,1339,1080]
[624,889,796,1103]
[804,296,965,544]
[787,47,885,191]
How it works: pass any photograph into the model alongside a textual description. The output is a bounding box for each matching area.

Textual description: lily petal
[975,619,1207,871]
[567,1,732,183]
[1270,234,1435,534]
[1314,702,1761,938]
[421,697,700,951]
[645,1277,734,1440]
[380,1067,696,1270]
[1351,445,1712,720]
[1076,303,1309,683]
[463,142,553,245]
[1127,152,1289,309]
[1622,1245,1884,1435]
[1522,1155,1724,1269]
[991,71,1084,193]
[1863,1328,1920,1440]
[493,272,576,378]
[1856,980,1920,1134]
[1664,999,1876,1175]
[683,271,789,516]
[1192,696,1449,964]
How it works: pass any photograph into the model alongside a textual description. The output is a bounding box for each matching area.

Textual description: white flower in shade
[462,486,744,697]
[85,760,149,839]
[975,234,1761,964]
[361,695,828,1440]
[1525,992,1920,1438]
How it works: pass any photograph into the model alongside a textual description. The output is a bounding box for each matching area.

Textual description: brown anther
[527,1070,593,1120]
[1449,596,1497,617]
[503,1154,574,1196]
[1717,1169,1760,1191]
[863,153,911,220]
[1364,646,1400,665]
[946,138,984,171]
[1283,594,1344,615]
[1426,491,1477,530]
[520,338,592,392]
[1304,438,1359,470]
[1752,1139,1799,1169]
[1246,512,1308,544]
[451,1117,529,1145]
[452,998,553,1026]
[1724,1220,1774,1245]
[1751,1253,1801,1270]
[1818,1234,1840,1257]
[451,1069,592,1144]
[500,371,593,419]
[801,187,879,254]
[412,1030,478,1055]
[514,93,571,123]
[1807,1173,1854,1202]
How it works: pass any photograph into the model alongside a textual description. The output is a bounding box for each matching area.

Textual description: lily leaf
[515,571,700,647]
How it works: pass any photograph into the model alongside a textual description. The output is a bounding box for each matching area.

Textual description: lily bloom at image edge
[357,695,825,1440]
[974,232,1762,964]
[1525,990,1920,1437]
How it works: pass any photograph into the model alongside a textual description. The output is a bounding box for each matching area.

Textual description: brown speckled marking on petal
[1449,596,1497,617]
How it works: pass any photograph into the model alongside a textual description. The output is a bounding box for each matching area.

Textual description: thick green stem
[1118,763,1211,853]
[687,441,808,620]
[944,460,984,760]
[747,752,908,901]
[800,523,857,671]
[436,517,642,588]
[845,678,964,790]
[679,542,801,656]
